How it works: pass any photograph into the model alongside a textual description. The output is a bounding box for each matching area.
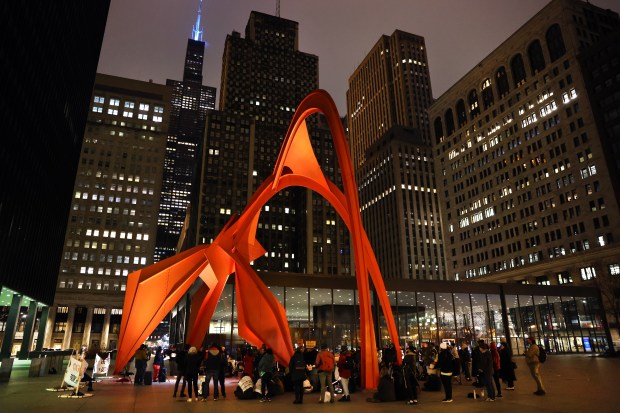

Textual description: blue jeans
[482,373,495,399]
[203,370,219,398]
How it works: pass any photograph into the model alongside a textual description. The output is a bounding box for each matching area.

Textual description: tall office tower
[47,74,170,351]
[0,2,109,363]
[347,31,445,280]
[358,126,446,280]
[196,11,350,275]
[347,30,433,169]
[155,1,216,262]
[429,0,620,287]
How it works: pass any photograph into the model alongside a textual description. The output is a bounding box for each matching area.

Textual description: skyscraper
[347,30,433,169]
[195,11,350,275]
[429,0,620,288]
[155,1,216,262]
[347,31,446,280]
[47,74,170,351]
[0,1,110,364]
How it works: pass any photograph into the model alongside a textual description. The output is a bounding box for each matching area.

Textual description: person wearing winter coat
[257,347,275,402]
[289,346,307,404]
[218,346,228,398]
[316,343,335,403]
[336,346,353,402]
[524,337,545,395]
[458,343,472,381]
[203,344,222,400]
[490,341,502,398]
[499,339,516,390]
[173,344,189,397]
[437,342,454,403]
[133,344,149,385]
[402,346,419,405]
[478,342,496,401]
[152,346,165,382]
[184,346,202,402]
[243,349,256,379]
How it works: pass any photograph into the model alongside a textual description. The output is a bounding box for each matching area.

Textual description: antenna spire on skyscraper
[192,0,203,42]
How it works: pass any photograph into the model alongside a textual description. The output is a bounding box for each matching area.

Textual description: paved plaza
[1,354,619,413]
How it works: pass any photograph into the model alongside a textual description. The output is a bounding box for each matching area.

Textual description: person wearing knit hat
[437,343,454,402]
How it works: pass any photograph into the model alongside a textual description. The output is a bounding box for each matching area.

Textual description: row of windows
[434,24,567,142]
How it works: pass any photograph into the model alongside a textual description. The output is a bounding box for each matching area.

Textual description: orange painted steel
[114,90,401,389]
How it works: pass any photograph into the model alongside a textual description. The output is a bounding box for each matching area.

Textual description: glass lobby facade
[200,273,611,356]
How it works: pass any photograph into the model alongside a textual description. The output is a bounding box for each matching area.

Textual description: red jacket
[490,342,500,371]
[336,352,352,379]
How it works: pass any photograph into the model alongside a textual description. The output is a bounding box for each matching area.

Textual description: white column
[62,306,75,350]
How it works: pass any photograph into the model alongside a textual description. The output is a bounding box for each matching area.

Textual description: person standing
[402,346,419,405]
[459,342,471,381]
[498,339,516,390]
[478,342,495,401]
[289,346,307,404]
[184,346,202,402]
[173,344,189,398]
[336,346,353,402]
[133,344,148,385]
[524,337,545,395]
[258,347,275,402]
[202,343,221,401]
[490,341,502,398]
[152,346,164,382]
[316,343,335,403]
[243,348,255,380]
[218,346,228,398]
[437,342,454,403]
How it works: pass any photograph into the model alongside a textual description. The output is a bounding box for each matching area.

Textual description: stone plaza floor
[1,354,619,413]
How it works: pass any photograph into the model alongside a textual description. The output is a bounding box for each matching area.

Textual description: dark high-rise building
[347,30,433,169]
[347,31,446,280]
[196,11,351,275]
[155,2,216,262]
[429,0,620,290]
[0,1,110,364]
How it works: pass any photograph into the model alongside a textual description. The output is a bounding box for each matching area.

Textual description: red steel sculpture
[114,90,401,389]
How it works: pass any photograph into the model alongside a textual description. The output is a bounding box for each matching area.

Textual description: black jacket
[204,347,221,371]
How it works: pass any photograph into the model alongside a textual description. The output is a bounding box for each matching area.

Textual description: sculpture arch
[114,90,401,389]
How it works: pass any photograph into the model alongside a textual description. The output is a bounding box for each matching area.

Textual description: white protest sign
[94,354,110,375]
[63,356,83,388]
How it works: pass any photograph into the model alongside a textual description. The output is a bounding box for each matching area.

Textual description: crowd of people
[130,337,546,405]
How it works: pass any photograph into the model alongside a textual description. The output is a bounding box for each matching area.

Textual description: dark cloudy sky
[98,0,620,114]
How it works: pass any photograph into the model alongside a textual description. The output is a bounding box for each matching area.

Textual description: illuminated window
[139,103,149,111]
[124,101,135,108]
[580,266,596,280]
[110,99,120,106]
[94,96,105,104]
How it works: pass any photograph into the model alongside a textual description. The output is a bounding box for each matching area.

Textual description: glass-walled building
[201,273,611,356]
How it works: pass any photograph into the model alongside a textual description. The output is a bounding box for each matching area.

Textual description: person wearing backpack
[315,343,335,403]
[289,346,307,404]
[524,337,545,396]
[336,346,353,402]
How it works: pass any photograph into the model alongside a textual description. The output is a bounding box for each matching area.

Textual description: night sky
[97,0,620,114]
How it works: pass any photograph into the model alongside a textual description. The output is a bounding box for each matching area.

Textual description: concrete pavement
[1,354,619,413]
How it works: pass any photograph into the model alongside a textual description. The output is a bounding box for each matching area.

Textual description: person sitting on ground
[367,367,396,403]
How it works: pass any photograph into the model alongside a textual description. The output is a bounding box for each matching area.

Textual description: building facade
[155,6,216,262]
[0,1,110,363]
[45,74,170,351]
[206,274,611,356]
[347,31,446,281]
[197,11,350,275]
[358,126,446,280]
[428,0,620,340]
[347,30,433,169]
